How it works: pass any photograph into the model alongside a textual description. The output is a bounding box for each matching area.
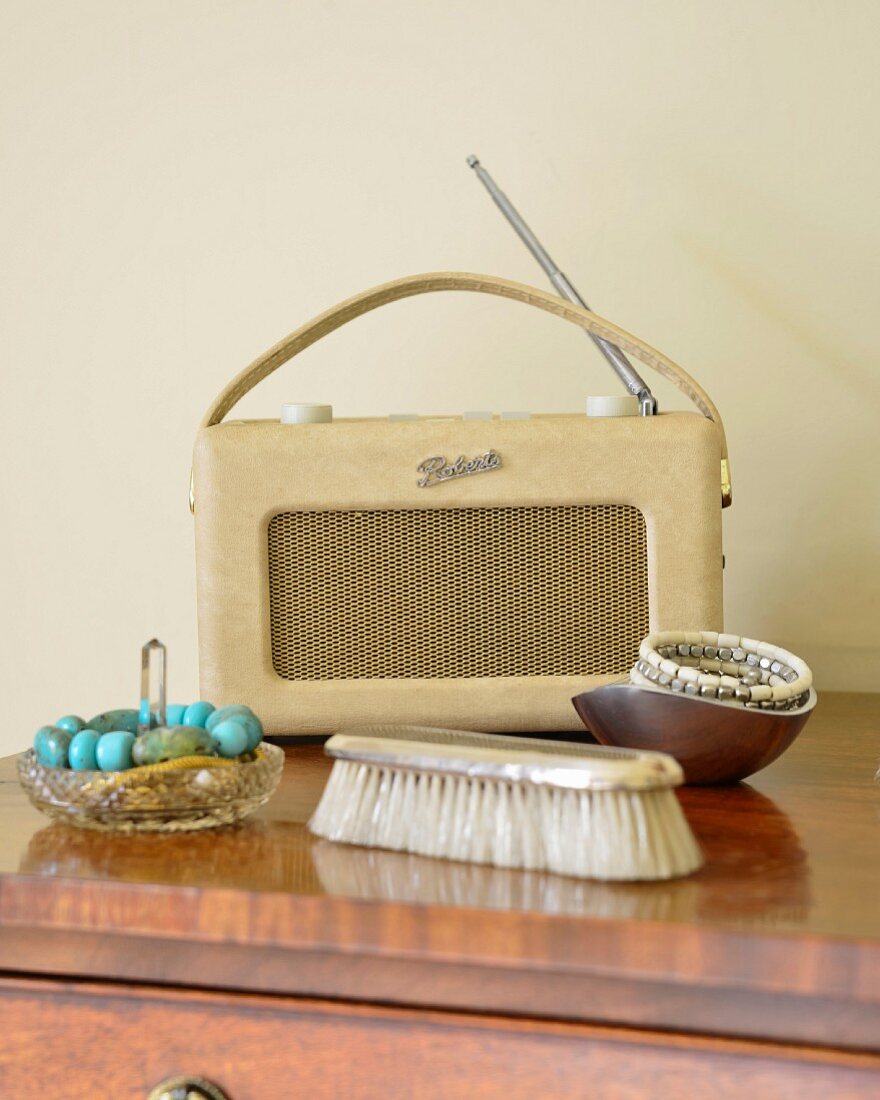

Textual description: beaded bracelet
[631,631,812,711]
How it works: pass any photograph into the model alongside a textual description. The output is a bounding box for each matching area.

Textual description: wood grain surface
[2,976,879,1100]
[0,692,878,1052]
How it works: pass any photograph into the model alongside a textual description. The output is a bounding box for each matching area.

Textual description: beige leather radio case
[192,272,729,735]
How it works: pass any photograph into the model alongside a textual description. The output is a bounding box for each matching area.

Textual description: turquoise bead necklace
[32,639,264,773]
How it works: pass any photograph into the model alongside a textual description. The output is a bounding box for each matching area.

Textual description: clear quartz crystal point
[139,638,167,733]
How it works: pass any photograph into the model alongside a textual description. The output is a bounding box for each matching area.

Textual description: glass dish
[17,744,284,832]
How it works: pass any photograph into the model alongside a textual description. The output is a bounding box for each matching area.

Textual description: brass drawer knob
[148,1077,230,1100]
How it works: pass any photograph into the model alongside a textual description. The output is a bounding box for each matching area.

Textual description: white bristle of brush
[309,726,703,882]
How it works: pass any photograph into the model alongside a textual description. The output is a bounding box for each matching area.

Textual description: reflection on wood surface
[311,838,699,919]
[19,779,809,923]
[310,783,808,922]
[21,820,322,895]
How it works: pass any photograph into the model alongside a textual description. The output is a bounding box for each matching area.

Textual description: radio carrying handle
[201,272,731,506]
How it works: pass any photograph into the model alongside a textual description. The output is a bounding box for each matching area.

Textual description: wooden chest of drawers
[1,693,878,1098]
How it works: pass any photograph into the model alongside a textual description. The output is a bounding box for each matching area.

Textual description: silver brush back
[325,725,685,792]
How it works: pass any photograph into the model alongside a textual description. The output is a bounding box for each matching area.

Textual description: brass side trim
[721,458,732,508]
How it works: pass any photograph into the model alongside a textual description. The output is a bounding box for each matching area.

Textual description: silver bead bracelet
[630,631,812,711]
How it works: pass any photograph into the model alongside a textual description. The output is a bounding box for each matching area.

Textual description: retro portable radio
[191,162,731,736]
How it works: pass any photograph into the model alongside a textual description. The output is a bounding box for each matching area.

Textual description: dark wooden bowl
[572,683,817,785]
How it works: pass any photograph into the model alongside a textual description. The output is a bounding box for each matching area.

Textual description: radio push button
[281,404,333,424]
[500,411,530,420]
[463,411,494,421]
[585,395,639,417]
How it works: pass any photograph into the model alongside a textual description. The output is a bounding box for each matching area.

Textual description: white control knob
[281,404,333,424]
[585,395,639,417]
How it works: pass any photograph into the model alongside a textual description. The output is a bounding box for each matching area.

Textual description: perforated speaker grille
[267,505,648,681]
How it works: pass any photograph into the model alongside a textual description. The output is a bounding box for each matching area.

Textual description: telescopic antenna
[467,156,657,415]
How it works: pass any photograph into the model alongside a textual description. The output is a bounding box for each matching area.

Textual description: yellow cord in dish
[83,749,265,792]
[127,747,264,775]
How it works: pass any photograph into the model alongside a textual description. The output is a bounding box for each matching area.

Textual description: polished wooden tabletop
[1,692,878,1050]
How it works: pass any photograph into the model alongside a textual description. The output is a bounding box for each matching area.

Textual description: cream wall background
[2,1,878,754]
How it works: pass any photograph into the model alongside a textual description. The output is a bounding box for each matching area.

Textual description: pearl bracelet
[631,631,812,711]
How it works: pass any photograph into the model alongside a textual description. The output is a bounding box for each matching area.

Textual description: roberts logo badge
[417,450,502,488]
